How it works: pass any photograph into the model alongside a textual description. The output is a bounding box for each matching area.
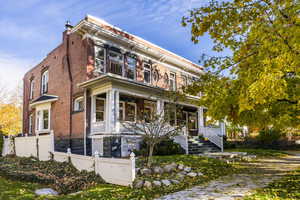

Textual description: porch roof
[30,95,58,107]
[78,73,164,91]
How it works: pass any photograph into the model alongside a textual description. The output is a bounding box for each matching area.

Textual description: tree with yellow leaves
[0,103,22,136]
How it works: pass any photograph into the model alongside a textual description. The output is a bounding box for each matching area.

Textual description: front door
[183,111,198,136]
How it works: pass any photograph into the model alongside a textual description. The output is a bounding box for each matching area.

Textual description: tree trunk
[147,144,155,168]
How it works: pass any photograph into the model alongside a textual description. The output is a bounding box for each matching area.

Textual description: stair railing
[201,127,224,152]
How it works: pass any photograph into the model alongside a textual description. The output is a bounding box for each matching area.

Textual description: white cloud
[0,52,36,91]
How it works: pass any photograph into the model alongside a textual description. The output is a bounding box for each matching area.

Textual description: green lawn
[0,155,238,200]
[244,168,300,200]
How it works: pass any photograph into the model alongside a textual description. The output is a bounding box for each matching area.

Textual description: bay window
[95,98,105,122]
[119,101,137,122]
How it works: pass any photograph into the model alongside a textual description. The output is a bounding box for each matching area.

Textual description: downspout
[65,21,73,149]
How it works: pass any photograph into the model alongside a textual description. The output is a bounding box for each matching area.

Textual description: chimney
[63,20,73,41]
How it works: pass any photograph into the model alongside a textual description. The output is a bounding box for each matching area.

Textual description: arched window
[74,97,84,112]
[41,70,48,94]
[164,73,169,85]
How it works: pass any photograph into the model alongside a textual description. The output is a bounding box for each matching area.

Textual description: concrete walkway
[156,153,300,200]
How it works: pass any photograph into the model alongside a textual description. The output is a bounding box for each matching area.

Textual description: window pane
[43,110,49,130]
[110,62,123,76]
[96,99,104,111]
[96,112,104,122]
[127,57,136,79]
[119,103,124,121]
[125,103,136,121]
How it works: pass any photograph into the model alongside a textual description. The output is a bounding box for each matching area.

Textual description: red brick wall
[23,32,91,140]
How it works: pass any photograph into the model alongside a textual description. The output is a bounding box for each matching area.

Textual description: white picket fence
[53,150,136,186]
[2,137,14,156]
[10,133,136,186]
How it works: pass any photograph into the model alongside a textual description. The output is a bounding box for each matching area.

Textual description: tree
[182,0,300,131]
[0,103,22,136]
[122,94,184,167]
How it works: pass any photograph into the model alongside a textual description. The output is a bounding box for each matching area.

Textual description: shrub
[256,129,283,146]
[134,139,185,156]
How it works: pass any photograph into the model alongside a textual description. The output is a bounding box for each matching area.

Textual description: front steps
[188,137,221,154]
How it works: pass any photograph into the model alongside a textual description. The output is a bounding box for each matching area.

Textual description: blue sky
[0,0,216,90]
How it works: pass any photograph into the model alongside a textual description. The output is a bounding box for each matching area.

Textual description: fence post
[94,151,99,174]
[130,152,136,183]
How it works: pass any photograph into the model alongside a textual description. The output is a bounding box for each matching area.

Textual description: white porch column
[156,100,164,116]
[106,89,120,133]
[198,107,205,135]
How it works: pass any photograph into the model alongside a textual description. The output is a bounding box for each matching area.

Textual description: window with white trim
[126,56,136,80]
[119,101,137,122]
[36,109,50,132]
[181,75,188,87]
[41,70,48,94]
[95,98,105,122]
[74,97,84,112]
[109,51,123,76]
[169,72,176,91]
[30,80,34,99]
[95,46,106,73]
[144,63,151,84]
[29,114,33,135]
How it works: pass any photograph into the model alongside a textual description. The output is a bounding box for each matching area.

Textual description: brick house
[23,15,224,157]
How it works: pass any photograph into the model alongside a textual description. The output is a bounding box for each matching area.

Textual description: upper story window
[109,51,123,76]
[74,97,84,112]
[169,72,176,91]
[41,70,48,94]
[144,63,151,84]
[95,46,105,73]
[126,56,136,80]
[152,69,159,82]
[30,79,34,100]
[181,75,188,87]
[164,73,169,86]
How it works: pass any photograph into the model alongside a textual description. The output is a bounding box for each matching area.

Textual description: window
[152,69,159,82]
[29,114,33,135]
[95,46,105,73]
[126,103,136,122]
[164,73,169,85]
[30,80,34,99]
[144,101,155,123]
[74,97,84,112]
[144,63,151,84]
[119,102,125,121]
[36,109,50,132]
[181,75,188,87]
[109,51,123,76]
[126,56,136,80]
[119,101,136,122]
[95,98,105,122]
[41,70,48,94]
[169,72,176,91]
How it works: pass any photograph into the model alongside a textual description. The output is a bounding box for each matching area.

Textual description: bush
[134,139,185,156]
[256,129,283,146]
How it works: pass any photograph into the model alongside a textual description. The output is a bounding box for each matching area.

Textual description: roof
[30,95,58,107]
[71,15,204,74]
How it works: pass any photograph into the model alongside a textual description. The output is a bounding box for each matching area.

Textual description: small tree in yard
[122,94,185,167]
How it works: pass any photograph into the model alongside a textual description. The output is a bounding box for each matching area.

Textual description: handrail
[201,127,224,152]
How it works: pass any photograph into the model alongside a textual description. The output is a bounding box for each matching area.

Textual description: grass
[0,154,238,200]
[244,168,300,200]
[225,148,289,158]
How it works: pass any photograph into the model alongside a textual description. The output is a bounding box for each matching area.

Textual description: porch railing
[200,127,224,152]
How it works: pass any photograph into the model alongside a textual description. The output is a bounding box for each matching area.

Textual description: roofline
[29,95,59,108]
[71,14,203,71]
